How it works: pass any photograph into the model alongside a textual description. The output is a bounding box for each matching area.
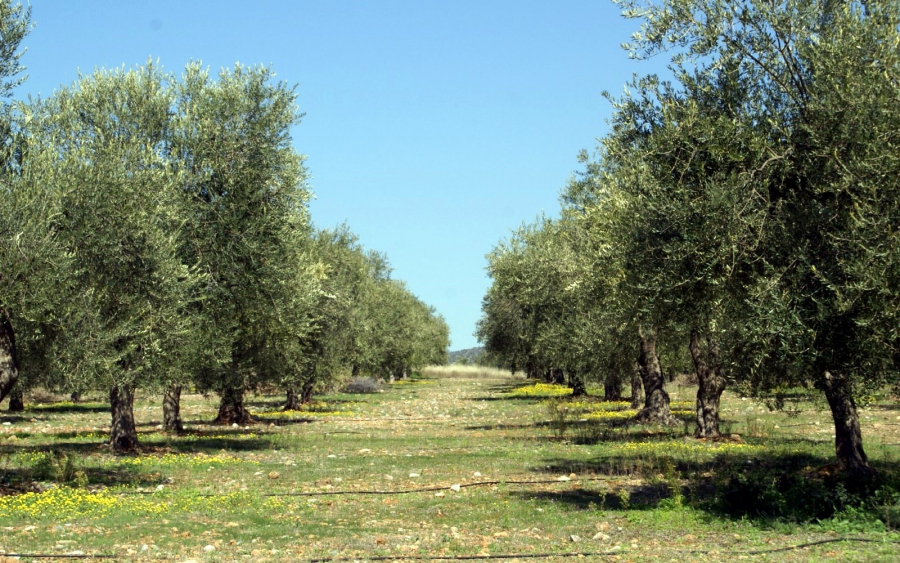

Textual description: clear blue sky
[20,1,668,350]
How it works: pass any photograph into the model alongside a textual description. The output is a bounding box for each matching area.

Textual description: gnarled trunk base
[110,384,139,452]
[569,372,587,397]
[8,387,23,411]
[635,332,678,426]
[213,387,253,425]
[690,331,726,438]
[163,385,184,433]
[822,371,874,478]
[284,387,301,411]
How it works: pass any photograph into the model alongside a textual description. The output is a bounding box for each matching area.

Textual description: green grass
[1,377,899,562]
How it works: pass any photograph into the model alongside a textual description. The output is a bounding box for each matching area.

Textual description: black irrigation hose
[306,550,623,562]
[0,555,119,560]
[188,477,600,498]
[7,536,900,561]
[116,477,596,497]
[305,538,900,562]
[264,478,592,497]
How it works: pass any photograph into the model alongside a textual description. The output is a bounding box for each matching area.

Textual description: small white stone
[473,471,482,477]
[203,544,215,552]
[409,473,420,478]
[449,484,461,492]
[231,423,238,428]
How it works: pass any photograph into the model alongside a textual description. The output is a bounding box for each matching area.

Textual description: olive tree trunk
[822,371,874,478]
[300,381,315,405]
[163,384,184,433]
[630,364,643,409]
[604,367,623,402]
[284,387,301,411]
[689,330,727,438]
[8,386,23,411]
[109,384,139,452]
[0,310,19,404]
[213,386,253,425]
[551,368,565,385]
[635,331,678,425]
[568,372,587,397]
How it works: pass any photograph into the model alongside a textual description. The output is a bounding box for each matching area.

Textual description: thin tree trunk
[284,387,301,411]
[8,386,23,411]
[635,331,678,425]
[568,372,587,397]
[604,367,623,402]
[213,386,253,425]
[109,384,139,452]
[821,371,874,478]
[689,330,726,438]
[0,310,19,404]
[630,364,643,409]
[163,384,184,434]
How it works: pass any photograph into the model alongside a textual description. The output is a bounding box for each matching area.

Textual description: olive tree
[22,63,200,451]
[614,0,900,473]
[0,0,33,405]
[171,63,320,424]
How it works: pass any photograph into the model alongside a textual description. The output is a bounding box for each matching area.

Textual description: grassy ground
[1,375,899,562]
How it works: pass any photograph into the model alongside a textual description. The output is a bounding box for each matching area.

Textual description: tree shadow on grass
[465,421,555,431]
[254,418,317,426]
[23,403,108,414]
[0,465,161,493]
[467,381,546,400]
[143,429,275,453]
[512,484,673,511]
[0,444,162,493]
[525,449,900,522]
[0,441,108,457]
[470,395,550,403]
[0,414,40,423]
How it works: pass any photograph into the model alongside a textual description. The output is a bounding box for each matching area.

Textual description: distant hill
[447,346,485,365]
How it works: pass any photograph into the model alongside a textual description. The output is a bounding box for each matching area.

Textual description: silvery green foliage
[170,63,321,404]
[22,63,202,393]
